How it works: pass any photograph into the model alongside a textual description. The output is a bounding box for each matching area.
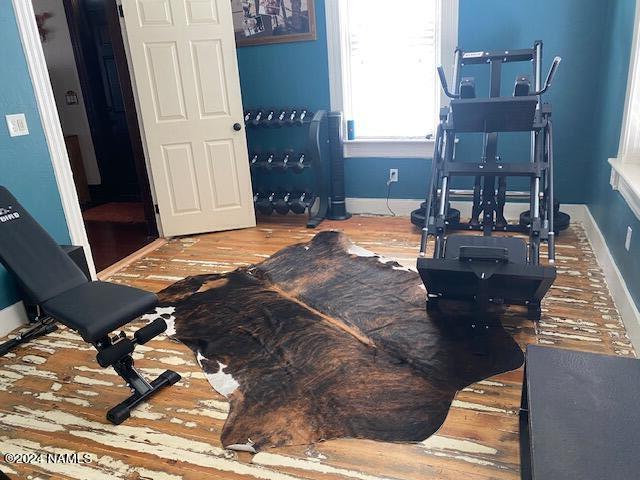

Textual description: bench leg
[95,335,181,425]
[106,355,180,424]
[0,318,57,357]
[527,302,542,321]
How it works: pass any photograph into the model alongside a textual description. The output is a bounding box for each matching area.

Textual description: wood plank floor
[0,215,635,479]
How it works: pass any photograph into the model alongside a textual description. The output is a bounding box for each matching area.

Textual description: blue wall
[237,0,640,310]
[0,7,71,308]
[236,0,613,202]
[236,0,330,111]
[457,0,609,203]
[588,0,640,308]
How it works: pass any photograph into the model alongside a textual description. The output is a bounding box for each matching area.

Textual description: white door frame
[12,0,96,279]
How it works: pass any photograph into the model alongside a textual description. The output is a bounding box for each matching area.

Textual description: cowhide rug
[147,231,524,451]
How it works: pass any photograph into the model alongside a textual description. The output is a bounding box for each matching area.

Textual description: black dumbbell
[274,109,288,127]
[274,192,291,215]
[261,153,275,171]
[296,109,309,126]
[251,110,265,127]
[286,109,298,126]
[255,192,275,215]
[289,192,313,214]
[249,152,260,171]
[272,151,292,172]
[290,153,308,173]
[262,109,277,127]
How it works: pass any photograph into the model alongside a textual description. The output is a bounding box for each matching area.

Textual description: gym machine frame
[418,41,560,320]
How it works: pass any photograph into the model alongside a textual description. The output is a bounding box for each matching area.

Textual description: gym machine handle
[437,66,460,99]
[532,56,561,96]
[437,56,560,98]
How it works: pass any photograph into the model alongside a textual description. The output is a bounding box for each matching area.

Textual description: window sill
[344,138,435,159]
[609,158,640,220]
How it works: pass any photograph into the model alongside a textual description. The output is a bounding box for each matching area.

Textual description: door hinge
[154,204,160,214]
[118,4,124,17]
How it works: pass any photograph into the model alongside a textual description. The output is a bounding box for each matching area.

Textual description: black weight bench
[0,186,180,424]
[520,346,640,479]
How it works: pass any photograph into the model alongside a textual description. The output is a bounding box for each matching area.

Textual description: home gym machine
[417,41,561,321]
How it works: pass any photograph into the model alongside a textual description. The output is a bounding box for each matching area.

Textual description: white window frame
[325,0,458,159]
[609,0,640,219]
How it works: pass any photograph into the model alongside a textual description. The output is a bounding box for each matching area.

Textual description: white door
[121,0,255,237]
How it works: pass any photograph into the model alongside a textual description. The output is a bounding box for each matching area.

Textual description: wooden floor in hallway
[0,215,635,479]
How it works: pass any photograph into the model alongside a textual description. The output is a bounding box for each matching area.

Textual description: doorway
[33,0,158,272]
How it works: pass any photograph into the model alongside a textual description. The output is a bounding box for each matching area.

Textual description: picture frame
[232,0,317,47]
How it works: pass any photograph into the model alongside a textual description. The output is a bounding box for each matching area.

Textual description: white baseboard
[346,197,424,216]
[345,197,587,221]
[0,301,29,338]
[579,206,640,352]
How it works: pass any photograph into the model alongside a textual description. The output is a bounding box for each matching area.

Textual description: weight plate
[411,208,460,227]
[411,208,425,227]
[519,210,570,232]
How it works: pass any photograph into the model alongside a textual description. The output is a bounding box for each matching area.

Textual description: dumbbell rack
[245,108,330,228]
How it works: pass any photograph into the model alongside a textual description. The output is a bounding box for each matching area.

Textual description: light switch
[6,114,29,137]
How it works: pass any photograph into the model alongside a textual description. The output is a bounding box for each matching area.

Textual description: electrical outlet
[625,226,632,251]
[5,114,29,137]
[389,168,399,183]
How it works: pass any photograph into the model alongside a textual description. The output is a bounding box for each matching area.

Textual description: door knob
[233,123,242,131]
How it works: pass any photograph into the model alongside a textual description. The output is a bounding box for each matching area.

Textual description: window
[326,0,458,157]
[609,3,640,219]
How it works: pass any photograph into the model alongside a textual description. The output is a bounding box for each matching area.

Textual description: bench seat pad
[42,281,158,342]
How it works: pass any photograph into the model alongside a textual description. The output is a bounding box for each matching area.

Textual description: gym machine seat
[418,42,562,320]
[419,235,556,315]
[0,186,180,424]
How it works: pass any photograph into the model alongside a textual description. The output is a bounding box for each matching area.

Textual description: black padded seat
[444,234,527,263]
[42,281,158,342]
[450,96,538,132]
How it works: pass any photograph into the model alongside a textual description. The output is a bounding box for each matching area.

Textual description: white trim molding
[580,206,640,352]
[12,0,96,279]
[609,158,640,220]
[325,0,349,114]
[326,0,458,158]
[609,0,640,217]
[345,197,586,221]
[437,0,460,110]
[346,197,423,216]
[344,139,435,159]
[0,302,29,338]
[615,0,640,165]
